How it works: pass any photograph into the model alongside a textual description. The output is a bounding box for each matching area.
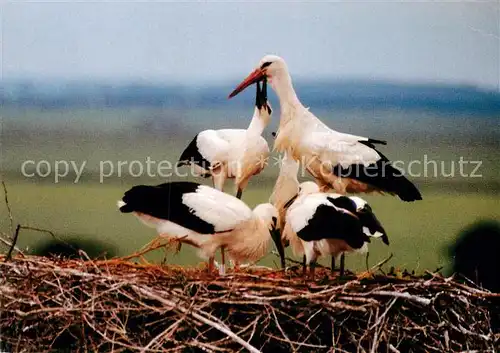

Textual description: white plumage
[182,185,253,232]
[179,81,272,198]
[229,55,422,202]
[279,181,389,278]
[118,182,282,274]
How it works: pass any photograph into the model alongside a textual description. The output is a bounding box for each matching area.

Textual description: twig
[0,233,24,257]
[368,298,397,331]
[133,285,262,353]
[0,256,496,352]
[5,225,72,261]
[370,291,431,306]
[369,253,394,274]
[2,180,14,236]
[5,224,21,261]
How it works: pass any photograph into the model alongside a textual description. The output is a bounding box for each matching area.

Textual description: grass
[1,106,499,275]
[1,179,499,274]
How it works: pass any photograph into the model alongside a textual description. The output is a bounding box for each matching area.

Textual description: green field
[1,180,499,275]
[1,106,499,275]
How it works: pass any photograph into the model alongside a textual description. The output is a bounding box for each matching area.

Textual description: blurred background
[1,1,499,274]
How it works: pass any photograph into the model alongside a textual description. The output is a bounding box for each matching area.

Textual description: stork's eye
[261,62,272,69]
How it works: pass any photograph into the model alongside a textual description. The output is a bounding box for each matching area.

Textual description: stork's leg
[310,260,317,281]
[339,253,346,277]
[208,256,215,274]
[211,171,228,275]
[236,188,243,199]
[302,255,307,277]
[219,246,226,275]
[331,256,336,272]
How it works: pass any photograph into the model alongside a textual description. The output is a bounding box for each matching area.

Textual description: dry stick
[5,225,20,261]
[1,181,24,257]
[368,253,394,274]
[0,232,24,257]
[2,181,14,235]
[133,285,262,353]
[5,225,73,261]
[370,291,431,306]
[388,344,401,353]
[368,298,398,331]
[269,306,297,353]
[121,242,171,261]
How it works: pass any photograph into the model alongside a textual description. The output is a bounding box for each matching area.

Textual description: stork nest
[1,255,499,352]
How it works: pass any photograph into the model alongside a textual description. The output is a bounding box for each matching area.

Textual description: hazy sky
[3,1,499,90]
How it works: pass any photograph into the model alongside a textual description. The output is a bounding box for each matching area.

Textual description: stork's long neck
[269,70,302,110]
[270,70,306,134]
[246,108,267,136]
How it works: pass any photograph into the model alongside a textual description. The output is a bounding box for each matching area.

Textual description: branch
[370,291,431,306]
[5,224,21,261]
[1,181,14,236]
[133,285,262,353]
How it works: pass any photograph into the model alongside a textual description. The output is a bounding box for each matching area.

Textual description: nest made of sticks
[1,255,499,353]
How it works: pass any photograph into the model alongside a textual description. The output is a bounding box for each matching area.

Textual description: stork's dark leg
[310,260,317,280]
[302,255,307,277]
[331,256,336,272]
[208,257,215,274]
[236,188,243,199]
[340,253,345,277]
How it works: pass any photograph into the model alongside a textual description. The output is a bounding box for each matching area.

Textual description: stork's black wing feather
[332,141,422,202]
[326,196,357,213]
[296,204,368,250]
[178,134,212,171]
[119,181,216,234]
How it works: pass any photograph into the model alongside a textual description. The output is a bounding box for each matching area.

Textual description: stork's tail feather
[367,138,387,145]
[391,171,423,202]
[117,200,135,213]
[117,184,162,214]
[333,163,422,202]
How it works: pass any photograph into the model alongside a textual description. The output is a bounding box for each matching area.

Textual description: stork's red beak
[228,68,265,98]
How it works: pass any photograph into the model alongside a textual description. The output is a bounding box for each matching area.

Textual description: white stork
[228,55,422,202]
[178,80,272,199]
[282,181,389,278]
[118,181,283,274]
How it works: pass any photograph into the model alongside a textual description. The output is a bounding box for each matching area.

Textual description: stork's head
[253,203,285,265]
[229,55,288,98]
[255,79,272,121]
[349,196,389,245]
[253,203,279,232]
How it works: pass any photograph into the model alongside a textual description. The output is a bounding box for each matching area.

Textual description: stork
[178,80,272,199]
[118,181,283,274]
[228,55,422,202]
[282,181,389,278]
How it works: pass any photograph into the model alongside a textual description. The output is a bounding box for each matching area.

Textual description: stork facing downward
[118,181,283,275]
[229,55,422,202]
[282,181,389,278]
[179,80,272,199]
